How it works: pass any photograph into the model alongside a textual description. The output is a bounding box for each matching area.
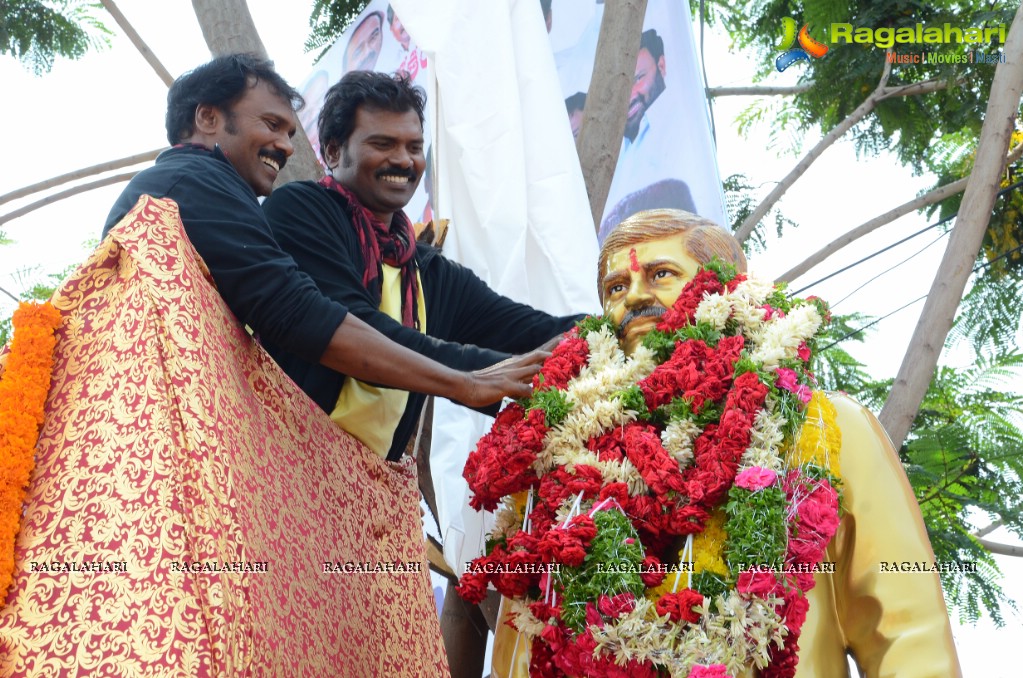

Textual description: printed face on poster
[548,0,728,243]
[296,0,435,225]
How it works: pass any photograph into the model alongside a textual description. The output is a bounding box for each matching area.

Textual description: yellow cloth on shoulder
[330,264,427,458]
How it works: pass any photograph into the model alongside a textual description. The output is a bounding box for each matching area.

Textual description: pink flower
[775,367,799,391]
[776,368,812,403]
[690,665,731,678]
[762,305,785,321]
[735,466,777,491]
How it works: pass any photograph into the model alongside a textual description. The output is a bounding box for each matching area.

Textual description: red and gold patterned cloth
[0,196,448,677]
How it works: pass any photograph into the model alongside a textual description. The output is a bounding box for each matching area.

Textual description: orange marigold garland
[0,301,61,601]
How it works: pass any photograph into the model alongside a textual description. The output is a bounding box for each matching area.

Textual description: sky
[0,0,1020,674]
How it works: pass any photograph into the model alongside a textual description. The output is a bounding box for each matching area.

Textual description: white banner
[549,0,728,242]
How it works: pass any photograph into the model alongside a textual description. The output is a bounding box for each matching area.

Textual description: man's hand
[458,348,552,407]
[322,314,554,407]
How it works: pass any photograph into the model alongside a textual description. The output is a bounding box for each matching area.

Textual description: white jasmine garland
[661,418,701,469]
[694,294,733,331]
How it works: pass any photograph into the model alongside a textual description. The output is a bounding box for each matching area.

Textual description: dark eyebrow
[601,270,629,289]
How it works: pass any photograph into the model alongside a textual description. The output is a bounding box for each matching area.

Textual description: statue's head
[599,209,747,354]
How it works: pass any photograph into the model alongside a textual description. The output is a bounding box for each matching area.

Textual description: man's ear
[657,55,666,78]
[194,103,220,135]
[323,141,341,170]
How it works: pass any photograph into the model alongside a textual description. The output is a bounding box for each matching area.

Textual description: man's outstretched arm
[322,314,548,408]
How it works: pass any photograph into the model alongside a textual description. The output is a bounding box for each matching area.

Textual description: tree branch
[0,172,137,226]
[973,520,1005,538]
[99,0,174,87]
[0,149,164,207]
[878,77,961,100]
[879,2,1023,450]
[976,537,1023,557]
[777,141,1023,282]
[707,84,813,97]
[734,56,894,244]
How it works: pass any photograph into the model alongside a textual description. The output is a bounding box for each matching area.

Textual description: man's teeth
[262,157,280,172]
[381,175,410,184]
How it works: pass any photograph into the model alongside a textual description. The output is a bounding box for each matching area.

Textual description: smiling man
[104,55,545,416]
[262,71,581,461]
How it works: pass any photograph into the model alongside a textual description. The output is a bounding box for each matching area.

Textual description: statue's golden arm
[827,393,962,678]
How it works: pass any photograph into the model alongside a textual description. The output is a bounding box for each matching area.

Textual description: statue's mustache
[617,305,666,337]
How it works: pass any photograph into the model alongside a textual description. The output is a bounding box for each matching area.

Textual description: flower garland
[0,302,61,601]
[460,262,843,678]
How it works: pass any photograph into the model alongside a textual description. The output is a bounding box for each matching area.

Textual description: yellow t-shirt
[330,264,426,458]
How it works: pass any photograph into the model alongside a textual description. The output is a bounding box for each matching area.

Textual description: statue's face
[601,235,702,354]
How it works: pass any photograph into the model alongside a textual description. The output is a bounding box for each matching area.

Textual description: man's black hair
[640,29,665,61]
[565,91,586,114]
[540,0,552,19]
[164,53,303,145]
[318,70,426,161]
[387,4,395,24]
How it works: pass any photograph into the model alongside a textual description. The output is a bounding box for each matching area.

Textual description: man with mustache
[104,55,541,416]
[624,28,667,143]
[262,70,581,461]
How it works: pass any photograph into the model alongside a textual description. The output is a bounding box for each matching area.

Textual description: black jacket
[262,180,582,460]
[104,145,348,364]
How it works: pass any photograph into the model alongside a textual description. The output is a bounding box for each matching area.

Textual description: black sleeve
[107,168,347,364]
[263,182,507,373]
[420,249,583,353]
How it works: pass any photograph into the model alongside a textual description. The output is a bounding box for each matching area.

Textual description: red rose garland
[458,264,836,678]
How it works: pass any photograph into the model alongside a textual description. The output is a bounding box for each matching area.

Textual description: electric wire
[815,181,1023,351]
[792,178,1023,295]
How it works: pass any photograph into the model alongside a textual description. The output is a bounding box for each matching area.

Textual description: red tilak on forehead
[629,248,640,272]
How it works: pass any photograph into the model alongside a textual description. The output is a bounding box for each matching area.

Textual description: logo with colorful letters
[776,18,829,71]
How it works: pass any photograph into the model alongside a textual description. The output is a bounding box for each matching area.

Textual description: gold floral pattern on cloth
[0,196,449,677]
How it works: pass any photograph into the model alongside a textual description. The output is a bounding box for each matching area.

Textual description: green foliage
[577,314,616,339]
[527,386,572,428]
[558,509,646,632]
[898,354,1023,624]
[306,0,372,56]
[814,311,881,400]
[722,173,800,252]
[1,0,110,74]
[725,483,788,570]
[700,0,1014,175]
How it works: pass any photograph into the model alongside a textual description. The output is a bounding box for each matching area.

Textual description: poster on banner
[547,0,728,242]
[295,1,436,225]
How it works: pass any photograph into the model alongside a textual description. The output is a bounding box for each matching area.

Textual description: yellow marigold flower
[694,509,729,577]
[787,391,841,476]
[0,302,62,602]
[645,510,729,603]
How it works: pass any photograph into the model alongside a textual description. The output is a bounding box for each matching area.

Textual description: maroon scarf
[319,176,420,330]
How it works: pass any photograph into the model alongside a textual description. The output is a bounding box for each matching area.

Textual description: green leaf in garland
[641,328,677,362]
[703,257,738,283]
[576,315,616,339]
[673,321,723,346]
[527,387,572,428]
[724,485,788,570]
[692,571,730,600]
[615,385,651,420]
[557,509,646,632]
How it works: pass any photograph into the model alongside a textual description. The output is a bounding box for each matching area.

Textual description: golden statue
[489,209,961,677]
